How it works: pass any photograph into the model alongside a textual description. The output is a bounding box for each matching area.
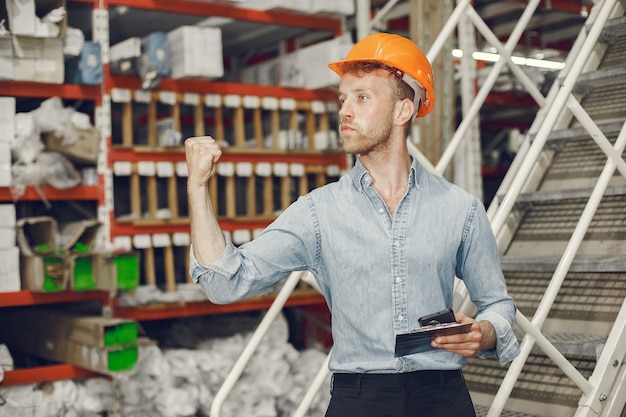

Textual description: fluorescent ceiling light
[452,49,565,70]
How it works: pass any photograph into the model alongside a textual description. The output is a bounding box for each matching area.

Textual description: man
[185,33,519,417]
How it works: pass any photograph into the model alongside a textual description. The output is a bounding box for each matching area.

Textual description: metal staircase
[209,1,626,416]
[464,1,626,415]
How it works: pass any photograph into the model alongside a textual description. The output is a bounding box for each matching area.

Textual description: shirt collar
[350,156,422,192]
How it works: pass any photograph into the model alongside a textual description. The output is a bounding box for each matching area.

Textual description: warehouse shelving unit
[0,0,348,391]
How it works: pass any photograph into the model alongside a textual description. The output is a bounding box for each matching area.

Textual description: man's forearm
[188,184,226,266]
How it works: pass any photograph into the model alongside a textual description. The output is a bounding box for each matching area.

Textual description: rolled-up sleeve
[459,198,520,365]
[475,310,520,364]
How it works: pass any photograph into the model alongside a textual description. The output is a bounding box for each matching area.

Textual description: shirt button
[378,208,384,214]
[395,277,401,283]
[394,240,400,247]
[397,315,404,321]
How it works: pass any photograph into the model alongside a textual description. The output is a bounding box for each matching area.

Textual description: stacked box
[110,32,169,78]
[0,309,139,374]
[241,34,353,90]
[0,37,13,80]
[16,217,103,291]
[1,0,67,37]
[16,216,64,292]
[43,126,101,165]
[58,219,103,290]
[65,41,103,85]
[0,205,20,293]
[0,97,14,187]
[12,35,64,84]
[94,251,140,293]
[167,26,224,80]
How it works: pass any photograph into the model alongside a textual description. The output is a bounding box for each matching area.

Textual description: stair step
[545,121,624,142]
[464,351,595,408]
[573,66,626,94]
[501,254,626,272]
[474,404,548,417]
[502,257,626,323]
[538,332,606,359]
[502,185,626,208]
[597,15,626,43]
[502,193,626,250]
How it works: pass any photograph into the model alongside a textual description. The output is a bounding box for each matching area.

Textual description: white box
[5,0,37,36]
[167,26,224,80]
[0,37,13,80]
[0,247,20,293]
[280,34,353,89]
[0,205,16,228]
[0,228,17,249]
[0,97,16,143]
[310,0,354,15]
[0,142,11,187]
[0,118,15,144]
[0,97,16,117]
[110,37,142,62]
[12,36,64,84]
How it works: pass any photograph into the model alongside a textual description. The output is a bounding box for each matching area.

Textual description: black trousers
[325,369,476,417]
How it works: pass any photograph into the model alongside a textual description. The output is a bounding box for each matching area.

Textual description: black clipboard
[394,322,472,357]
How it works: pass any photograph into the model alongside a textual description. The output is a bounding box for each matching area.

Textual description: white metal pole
[426,0,471,62]
[434,0,541,175]
[210,271,305,417]
[355,0,371,40]
[292,351,332,417]
[516,312,595,394]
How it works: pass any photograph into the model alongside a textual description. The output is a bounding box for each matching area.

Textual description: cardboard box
[0,228,16,249]
[94,251,140,292]
[44,126,101,164]
[0,204,16,228]
[0,36,13,80]
[167,26,223,80]
[3,0,36,36]
[0,309,138,348]
[0,142,11,187]
[0,247,20,293]
[0,327,138,373]
[20,252,66,291]
[12,35,64,84]
[59,219,102,290]
[0,0,67,37]
[16,216,65,291]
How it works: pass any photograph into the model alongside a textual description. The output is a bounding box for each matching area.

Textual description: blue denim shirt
[190,157,520,373]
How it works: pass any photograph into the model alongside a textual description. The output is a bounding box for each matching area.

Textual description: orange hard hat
[328,33,435,118]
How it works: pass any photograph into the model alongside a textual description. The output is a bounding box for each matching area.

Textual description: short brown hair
[340,61,415,106]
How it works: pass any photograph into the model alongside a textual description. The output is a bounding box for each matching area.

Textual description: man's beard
[340,118,393,155]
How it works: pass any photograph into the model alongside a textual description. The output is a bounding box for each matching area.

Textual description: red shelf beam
[108,146,346,165]
[0,365,102,387]
[0,185,102,202]
[0,81,102,102]
[97,0,343,36]
[0,290,110,308]
[111,292,326,321]
[108,75,338,102]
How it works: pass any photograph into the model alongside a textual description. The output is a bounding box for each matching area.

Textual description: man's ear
[395,98,415,125]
